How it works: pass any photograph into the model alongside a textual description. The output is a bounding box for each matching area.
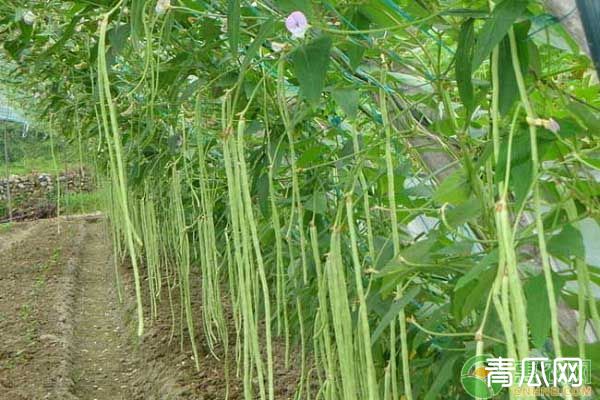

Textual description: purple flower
[285,11,308,39]
[546,118,560,134]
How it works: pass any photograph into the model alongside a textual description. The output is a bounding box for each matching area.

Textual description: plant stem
[508,28,565,365]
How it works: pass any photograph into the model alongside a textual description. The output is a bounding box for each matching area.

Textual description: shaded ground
[0,199,56,224]
[0,217,303,399]
[122,242,304,399]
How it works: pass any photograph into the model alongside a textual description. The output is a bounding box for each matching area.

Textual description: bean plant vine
[1,0,599,398]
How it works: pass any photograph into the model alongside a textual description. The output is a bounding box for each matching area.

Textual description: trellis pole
[2,123,11,222]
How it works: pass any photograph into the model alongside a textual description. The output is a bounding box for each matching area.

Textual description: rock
[39,334,61,344]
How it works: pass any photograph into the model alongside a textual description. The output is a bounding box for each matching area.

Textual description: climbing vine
[1,0,600,398]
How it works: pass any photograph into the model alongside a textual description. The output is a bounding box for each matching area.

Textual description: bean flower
[526,117,561,134]
[285,11,308,39]
[155,0,170,15]
[22,10,36,25]
[546,118,560,134]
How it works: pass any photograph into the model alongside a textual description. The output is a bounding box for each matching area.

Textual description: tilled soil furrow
[70,223,132,400]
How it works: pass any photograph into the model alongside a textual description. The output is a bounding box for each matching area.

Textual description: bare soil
[0,218,80,399]
[71,221,134,399]
[0,217,303,400]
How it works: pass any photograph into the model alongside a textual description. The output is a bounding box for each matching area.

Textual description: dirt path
[0,218,140,400]
[0,218,80,399]
[71,223,133,399]
[0,221,37,253]
[1,216,302,399]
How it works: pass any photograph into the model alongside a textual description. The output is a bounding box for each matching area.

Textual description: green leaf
[497,38,519,115]
[131,0,146,40]
[547,224,585,261]
[44,12,81,57]
[525,272,565,348]
[276,0,312,15]
[108,23,131,59]
[332,87,359,119]
[240,18,274,75]
[582,157,600,170]
[359,1,401,28]
[227,0,240,58]
[297,144,327,168]
[19,19,33,44]
[455,250,498,291]
[199,17,222,48]
[510,160,533,211]
[445,196,482,227]
[503,129,535,167]
[343,42,366,71]
[442,9,488,17]
[567,102,600,133]
[373,236,394,270]
[371,286,420,344]
[456,18,476,116]
[254,172,270,218]
[290,36,332,105]
[179,0,205,12]
[380,235,441,279]
[498,21,530,115]
[167,134,182,153]
[3,39,21,60]
[579,219,600,269]
[394,236,438,265]
[452,266,495,321]
[528,40,541,77]
[471,0,528,71]
[433,169,471,205]
[339,11,369,71]
[304,192,328,215]
[424,356,460,400]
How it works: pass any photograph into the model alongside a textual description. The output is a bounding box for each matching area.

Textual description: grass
[1,126,81,176]
[2,156,81,176]
[60,191,101,215]
[0,222,13,233]
[1,133,97,218]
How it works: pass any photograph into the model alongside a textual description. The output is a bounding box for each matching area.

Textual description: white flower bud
[271,42,286,53]
[23,10,36,25]
[155,0,171,16]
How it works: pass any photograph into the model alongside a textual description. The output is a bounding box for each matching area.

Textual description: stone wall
[0,170,94,222]
[0,170,93,202]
